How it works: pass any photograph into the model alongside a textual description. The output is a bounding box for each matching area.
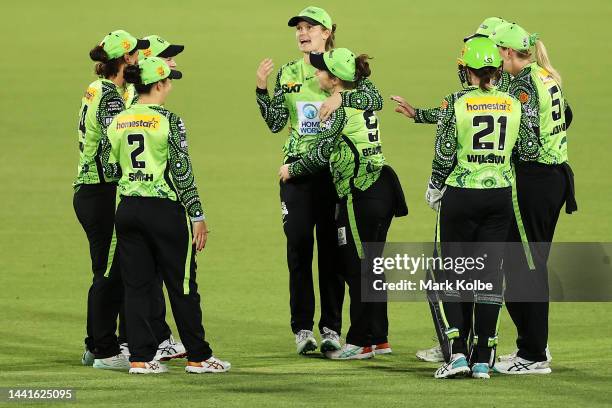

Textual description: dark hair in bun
[124,64,158,94]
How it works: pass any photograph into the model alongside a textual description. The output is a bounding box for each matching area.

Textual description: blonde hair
[534,40,562,85]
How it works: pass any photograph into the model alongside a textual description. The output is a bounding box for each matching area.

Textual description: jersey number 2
[128,133,145,168]
[473,115,507,151]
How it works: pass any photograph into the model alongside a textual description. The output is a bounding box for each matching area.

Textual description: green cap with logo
[99,30,150,59]
[140,35,185,59]
[458,37,502,69]
[138,57,183,85]
[310,48,356,81]
[288,6,333,30]
[464,17,507,42]
[490,22,539,52]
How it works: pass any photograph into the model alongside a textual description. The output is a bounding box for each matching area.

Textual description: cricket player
[491,23,576,375]
[279,48,408,359]
[116,34,187,362]
[425,37,539,379]
[256,6,389,355]
[105,57,230,374]
[74,30,149,370]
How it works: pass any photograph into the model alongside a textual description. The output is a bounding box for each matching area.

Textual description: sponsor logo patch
[465,97,513,112]
[116,114,160,130]
[296,101,322,135]
[84,87,97,101]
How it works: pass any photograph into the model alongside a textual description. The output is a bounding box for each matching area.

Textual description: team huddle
[74,6,574,378]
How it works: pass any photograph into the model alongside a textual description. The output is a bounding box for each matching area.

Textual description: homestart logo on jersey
[296,101,322,135]
[115,115,160,130]
[465,97,513,113]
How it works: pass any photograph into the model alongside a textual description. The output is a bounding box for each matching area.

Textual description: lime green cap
[288,6,333,30]
[464,17,507,42]
[310,48,356,81]
[140,35,185,59]
[458,37,502,69]
[100,30,149,59]
[490,22,539,51]
[138,57,182,85]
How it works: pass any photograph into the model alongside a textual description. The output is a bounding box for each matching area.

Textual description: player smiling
[256,6,387,355]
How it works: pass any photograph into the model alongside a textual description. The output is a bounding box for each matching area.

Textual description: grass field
[1,0,611,406]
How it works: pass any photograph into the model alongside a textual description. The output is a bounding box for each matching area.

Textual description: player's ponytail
[354,54,372,80]
[535,39,562,85]
[325,24,337,51]
[90,45,123,78]
[124,64,160,94]
[468,66,501,91]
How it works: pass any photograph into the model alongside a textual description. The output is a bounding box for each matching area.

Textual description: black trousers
[505,162,567,362]
[73,183,123,359]
[439,186,511,364]
[336,170,396,347]
[115,197,212,362]
[280,169,345,334]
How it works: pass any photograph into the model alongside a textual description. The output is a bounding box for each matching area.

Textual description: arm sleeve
[97,89,125,181]
[508,75,540,138]
[340,77,383,111]
[496,71,513,92]
[564,100,573,129]
[430,96,457,190]
[168,115,205,221]
[288,108,347,177]
[414,107,441,124]
[255,67,289,133]
[514,103,541,162]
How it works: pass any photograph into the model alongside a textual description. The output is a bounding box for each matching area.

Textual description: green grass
[1,0,611,406]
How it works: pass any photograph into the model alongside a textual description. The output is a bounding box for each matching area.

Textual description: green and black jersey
[430,86,539,190]
[74,79,125,186]
[414,71,513,124]
[508,62,569,165]
[288,102,384,198]
[106,104,204,221]
[256,58,383,162]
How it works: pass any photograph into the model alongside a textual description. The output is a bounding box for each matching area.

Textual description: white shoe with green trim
[295,330,318,355]
[434,353,470,379]
[320,327,341,353]
[325,344,374,360]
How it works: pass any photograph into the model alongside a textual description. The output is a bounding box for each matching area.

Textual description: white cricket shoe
[93,353,131,370]
[498,346,552,363]
[493,356,551,375]
[81,347,95,366]
[416,344,444,362]
[373,342,392,355]
[185,356,231,373]
[320,327,341,353]
[295,330,317,355]
[155,335,187,361]
[129,360,168,374]
[434,353,470,379]
[325,344,374,360]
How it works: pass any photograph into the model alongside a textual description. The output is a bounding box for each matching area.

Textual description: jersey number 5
[548,86,562,121]
[472,115,507,151]
[128,133,146,168]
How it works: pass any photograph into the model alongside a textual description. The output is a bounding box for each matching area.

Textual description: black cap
[158,44,185,58]
[309,52,329,72]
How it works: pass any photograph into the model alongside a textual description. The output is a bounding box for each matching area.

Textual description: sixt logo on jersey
[282,82,303,93]
[465,97,513,113]
[84,87,97,101]
[116,115,160,130]
[129,170,153,182]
